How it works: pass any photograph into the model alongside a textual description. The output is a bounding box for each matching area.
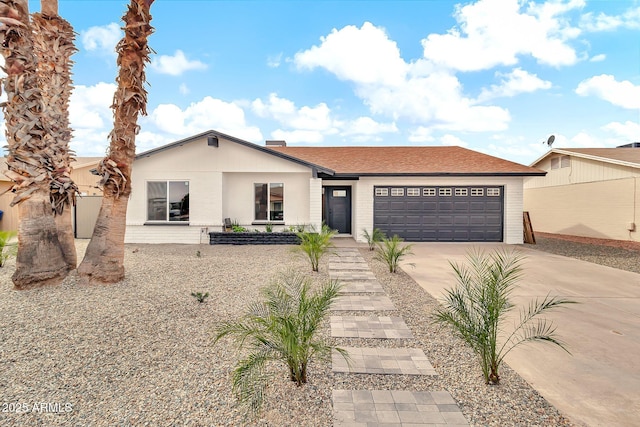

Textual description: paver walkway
[331,315,413,339]
[332,347,437,375]
[333,390,469,426]
[328,247,469,426]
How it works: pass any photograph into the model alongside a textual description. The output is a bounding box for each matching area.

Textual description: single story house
[126,130,545,244]
[524,147,640,241]
[0,157,102,233]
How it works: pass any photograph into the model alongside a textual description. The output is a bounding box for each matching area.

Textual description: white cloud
[151,50,207,76]
[589,53,606,62]
[80,23,121,56]
[580,7,640,32]
[420,0,583,71]
[150,96,262,142]
[602,121,640,143]
[294,23,511,133]
[69,82,116,132]
[179,83,190,95]
[252,93,335,132]
[408,126,435,143]
[339,117,398,137]
[575,75,640,109]
[477,68,552,101]
[439,134,468,147]
[295,22,407,86]
[270,129,325,144]
[267,53,283,68]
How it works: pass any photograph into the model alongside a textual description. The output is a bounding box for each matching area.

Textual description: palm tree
[295,224,337,272]
[374,235,415,273]
[214,270,347,418]
[0,0,68,288]
[433,248,575,384]
[32,0,79,271]
[78,0,155,283]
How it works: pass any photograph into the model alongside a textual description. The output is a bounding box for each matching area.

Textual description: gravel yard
[3,234,631,426]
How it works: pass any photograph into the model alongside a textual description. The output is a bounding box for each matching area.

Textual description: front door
[324,186,352,234]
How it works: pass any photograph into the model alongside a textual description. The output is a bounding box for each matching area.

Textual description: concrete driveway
[402,243,640,427]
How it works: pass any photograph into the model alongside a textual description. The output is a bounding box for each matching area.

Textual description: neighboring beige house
[524,147,640,241]
[0,157,102,233]
[126,130,545,245]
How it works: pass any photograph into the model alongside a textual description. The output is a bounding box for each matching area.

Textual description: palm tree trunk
[0,0,68,288]
[77,0,154,284]
[32,1,79,271]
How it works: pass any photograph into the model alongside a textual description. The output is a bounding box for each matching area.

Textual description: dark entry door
[324,186,352,234]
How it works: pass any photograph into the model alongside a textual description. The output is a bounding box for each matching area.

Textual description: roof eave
[553,149,640,169]
[330,172,547,177]
[135,129,335,176]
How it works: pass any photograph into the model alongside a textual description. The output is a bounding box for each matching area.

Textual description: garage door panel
[374,185,504,242]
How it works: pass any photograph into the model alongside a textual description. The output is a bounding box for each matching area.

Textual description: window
[550,157,560,170]
[255,183,284,221]
[391,188,404,196]
[375,188,389,196]
[561,155,570,168]
[147,181,189,222]
[423,188,436,196]
[471,188,484,196]
[454,188,468,196]
[439,188,452,196]
[407,188,420,196]
[487,188,501,196]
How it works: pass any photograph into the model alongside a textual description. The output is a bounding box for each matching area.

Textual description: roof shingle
[268,146,543,175]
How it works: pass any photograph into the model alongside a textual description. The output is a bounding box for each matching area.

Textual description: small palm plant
[213,271,347,418]
[374,235,415,273]
[0,230,18,268]
[433,248,575,384]
[362,228,385,251]
[295,224,337,272]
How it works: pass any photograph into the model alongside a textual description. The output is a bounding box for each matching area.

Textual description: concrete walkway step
[333,389,469,426]
[338,280,385,294]
[330,263,372,271]
[332,347,437,376]
[331,315,413,339]
[332,295,396,311]
[331,270,377,281]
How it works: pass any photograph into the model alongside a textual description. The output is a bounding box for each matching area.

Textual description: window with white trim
[147,181,189,222]
[454,188,468,196]
[255,183,284,221]
[391,188,404,196]
[375,188,388,196]
[407,188,420,196]
[487,188,501,196]
[423,188,436,196]
[439,188,452,196]
[471,188,484,196]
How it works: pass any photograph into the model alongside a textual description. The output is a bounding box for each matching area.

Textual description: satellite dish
[546,135,555,147]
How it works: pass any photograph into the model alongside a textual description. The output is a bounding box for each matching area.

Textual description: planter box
[209,232,301,245]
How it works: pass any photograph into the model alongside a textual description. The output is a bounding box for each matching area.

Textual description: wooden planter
[209,231,301,245]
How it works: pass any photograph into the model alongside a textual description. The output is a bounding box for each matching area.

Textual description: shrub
[433,248,575,384]
[295,224,337,272]
[265,222,273,233]
[374,235,414,273]
[191,292,209,303]
[362,228,385,251]
[213,270,347,418]
[0,230,17,268]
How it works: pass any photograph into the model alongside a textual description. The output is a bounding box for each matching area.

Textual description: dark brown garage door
[373,186,504,242]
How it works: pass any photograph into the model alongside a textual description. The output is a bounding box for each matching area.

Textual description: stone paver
[332,347,437,375]
[338,280,386,294]
[331,270,378,281]
[330,263,372,271]
[333,389,469,426]
[329,255,367,263]
[331,316,413,339]
[332,295,396,311]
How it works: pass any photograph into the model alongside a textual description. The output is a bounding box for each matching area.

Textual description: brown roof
[554,148,640,166]
[268,146,543,176]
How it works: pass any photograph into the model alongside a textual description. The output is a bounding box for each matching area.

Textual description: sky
[2,0,639,166]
